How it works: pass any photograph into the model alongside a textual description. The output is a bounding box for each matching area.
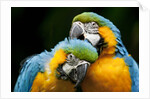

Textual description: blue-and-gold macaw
[14,38,98,92]
[69,12,139,92]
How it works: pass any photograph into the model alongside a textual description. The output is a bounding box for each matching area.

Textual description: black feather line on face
[96,36,108,55]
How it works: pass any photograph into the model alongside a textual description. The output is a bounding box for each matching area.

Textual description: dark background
[11,7,139,91]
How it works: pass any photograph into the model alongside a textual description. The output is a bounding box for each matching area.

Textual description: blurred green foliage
[11,7,139,91]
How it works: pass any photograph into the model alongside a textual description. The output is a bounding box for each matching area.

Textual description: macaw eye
[92,22,96,26]
[91,22,99,28]
[78,22,82,25]
[67,54,74,60]
[66,54,80,66]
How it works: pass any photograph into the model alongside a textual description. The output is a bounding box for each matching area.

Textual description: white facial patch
[84,33,101,46]
[62,63,74,75]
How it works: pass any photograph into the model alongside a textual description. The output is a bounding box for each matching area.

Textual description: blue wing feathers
[14,50,52,92]
[124,56,139,92]
[115,37,139,92]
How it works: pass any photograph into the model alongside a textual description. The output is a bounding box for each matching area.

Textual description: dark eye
[69,54,73,58]
[92,22,96,26]
[68,54,74,60]
[91,22,98,28]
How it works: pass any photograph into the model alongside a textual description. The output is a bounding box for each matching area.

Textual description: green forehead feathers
[52,38,98,63]
[72,12,105,26]
[72,12,117,28]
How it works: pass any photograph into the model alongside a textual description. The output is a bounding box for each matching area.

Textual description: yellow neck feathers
[49,49,67,74]
[98,26,117,56]
[31,49,75,92]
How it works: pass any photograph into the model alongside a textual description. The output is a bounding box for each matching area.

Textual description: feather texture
[14,50,52,92]
[51,38,98,62]
[14,38,98,92]
[73,12,139,92]
[124,56,139,92]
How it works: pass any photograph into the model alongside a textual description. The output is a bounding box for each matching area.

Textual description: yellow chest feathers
[81,55,132,92]
[31,49,75,92]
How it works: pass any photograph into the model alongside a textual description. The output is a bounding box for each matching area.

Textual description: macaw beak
[74,63,89,88]
[69,22,85,39]
[62,60,90,88]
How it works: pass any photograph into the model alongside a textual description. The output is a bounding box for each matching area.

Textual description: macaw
[69,12,139,92]
[14,38,98,92]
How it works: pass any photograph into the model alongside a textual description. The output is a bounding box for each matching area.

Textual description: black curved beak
[70,22,84,39]
[68,63,89,88]
[74,63,89,88]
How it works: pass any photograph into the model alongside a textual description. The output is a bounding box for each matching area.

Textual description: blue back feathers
[124,56,139,92]
[14,50,52,92]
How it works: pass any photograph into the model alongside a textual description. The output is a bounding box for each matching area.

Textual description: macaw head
[70,12,123,56]
[50,38,98,88]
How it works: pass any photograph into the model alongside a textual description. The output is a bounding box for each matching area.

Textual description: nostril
[77,34,84,40]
